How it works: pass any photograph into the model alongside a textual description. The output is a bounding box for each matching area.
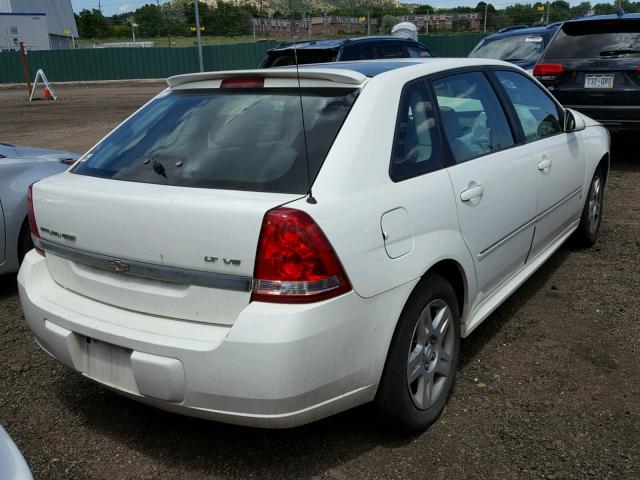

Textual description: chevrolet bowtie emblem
[107,260,131,273]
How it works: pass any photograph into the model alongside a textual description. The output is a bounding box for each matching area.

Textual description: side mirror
[564,108,585,132]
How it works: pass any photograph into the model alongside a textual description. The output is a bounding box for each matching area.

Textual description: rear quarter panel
[296,69,477,315]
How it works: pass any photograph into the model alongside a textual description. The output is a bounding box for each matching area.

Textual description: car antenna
[287,0,316,204]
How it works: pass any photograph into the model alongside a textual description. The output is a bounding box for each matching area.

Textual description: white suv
[19,59,609,432]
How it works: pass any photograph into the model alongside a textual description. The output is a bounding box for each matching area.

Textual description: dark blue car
[468,24,560,71]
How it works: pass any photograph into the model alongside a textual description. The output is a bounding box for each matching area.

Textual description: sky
[70,0,602,16]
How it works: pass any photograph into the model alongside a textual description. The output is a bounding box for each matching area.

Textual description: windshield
[469,34,545,61]
[545,20,640,59]
[72,88,358,194]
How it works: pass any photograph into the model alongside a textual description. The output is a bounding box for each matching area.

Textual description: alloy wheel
[588,176,603,235]
[407,299,455,410]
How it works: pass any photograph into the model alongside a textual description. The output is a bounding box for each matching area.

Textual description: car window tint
[432,71,514,164]
[407,45,432,58]
[468,34,545,62]
[340,46,375,60]
[545,19,640,59]
[495,70,562,141]
[72,88,358,194]
[390,80,442,181]
[377,44,405,58]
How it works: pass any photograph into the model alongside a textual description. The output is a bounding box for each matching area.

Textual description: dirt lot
[1,83,639,480]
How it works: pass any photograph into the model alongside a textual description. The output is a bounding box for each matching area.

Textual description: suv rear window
[545,19,640,59]
[72,88,358,194]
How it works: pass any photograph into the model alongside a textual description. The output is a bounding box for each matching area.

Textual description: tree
[379,15,397,34]
[414,4,434,14]
[134,4,164,37]
[76,8,111,38]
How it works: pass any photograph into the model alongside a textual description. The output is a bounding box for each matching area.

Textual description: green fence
[420,33,485,57]
[0,35,484,84]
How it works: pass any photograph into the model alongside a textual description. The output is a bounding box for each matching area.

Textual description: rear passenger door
[494,70,585,259]
[433,70,538,304]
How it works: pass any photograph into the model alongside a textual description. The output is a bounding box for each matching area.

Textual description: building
[253,16,379,38]
[0,0,78,50]
[398,13,483,32]
[0,12,48,50]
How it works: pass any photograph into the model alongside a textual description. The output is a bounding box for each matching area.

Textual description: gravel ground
[0,83,639,480]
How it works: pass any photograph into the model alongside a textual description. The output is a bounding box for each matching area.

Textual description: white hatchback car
[19,59,609,432]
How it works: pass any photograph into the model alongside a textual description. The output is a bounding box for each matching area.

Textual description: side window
[340,45,375,61]
[432,71,515,164]
[495,70,562,142]
[376,44,405,59]
[407,45,432,58]
[390,80,442,181]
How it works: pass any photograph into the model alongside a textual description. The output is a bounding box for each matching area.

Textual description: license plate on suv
[584,74,614,89]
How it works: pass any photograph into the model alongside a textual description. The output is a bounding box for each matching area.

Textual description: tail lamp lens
[252,207,351,303]
[533,63,564,79]
[27,184,44,256]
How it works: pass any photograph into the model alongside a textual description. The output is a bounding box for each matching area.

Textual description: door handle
[460,184,484,202]
[538,157,552,173]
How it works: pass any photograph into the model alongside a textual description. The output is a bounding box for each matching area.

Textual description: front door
[494,70,585,259]
[432,70,538,304]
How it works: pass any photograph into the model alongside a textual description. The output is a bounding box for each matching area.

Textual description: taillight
[220,77,264,89]
[27,184,44,256]
[533,63,564,81]
[252,207,351,303]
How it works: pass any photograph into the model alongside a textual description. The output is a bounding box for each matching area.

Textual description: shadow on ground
[0,273,18,300]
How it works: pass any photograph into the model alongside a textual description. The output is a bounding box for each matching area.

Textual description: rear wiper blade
[600,49,640,56]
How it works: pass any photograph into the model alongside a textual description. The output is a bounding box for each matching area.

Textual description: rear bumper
[18,251,413,428]
[565,105,640,131]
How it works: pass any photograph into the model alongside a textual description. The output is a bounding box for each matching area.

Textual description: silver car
[0,143,79,275]
[0,425,32,480]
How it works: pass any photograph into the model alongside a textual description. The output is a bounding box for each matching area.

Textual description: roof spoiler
[167,68,367,88]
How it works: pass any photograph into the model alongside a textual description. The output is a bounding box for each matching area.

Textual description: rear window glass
[545,19,640,59]
[469,34,545,62]
[72,88,358,194]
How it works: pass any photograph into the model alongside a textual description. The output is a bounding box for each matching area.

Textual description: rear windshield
[545,19,640,59]
[469,34,545,62]
[72,88,358,194]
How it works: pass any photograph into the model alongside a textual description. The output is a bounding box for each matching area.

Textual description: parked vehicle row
[469,13,640,133]
[534,13,640,133]
[261,36,435,68]
[17,58,609,432]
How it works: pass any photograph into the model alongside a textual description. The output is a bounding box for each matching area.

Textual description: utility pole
[367,10,370,36]
[426,10,429,35]
[194,0,204,72]
[483,2,488,34]
[19,42,31,96]
[546,1,550,25]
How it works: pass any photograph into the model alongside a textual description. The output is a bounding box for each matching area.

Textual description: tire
[572,166,604,248]
[374,273,461,433]
[17,220,33,265]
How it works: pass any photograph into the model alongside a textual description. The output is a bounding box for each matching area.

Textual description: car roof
[566,12,640,23]
[268,36,422,53]
[297,60,425,77]
[168,58,516,88]
[484,23,560,40]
